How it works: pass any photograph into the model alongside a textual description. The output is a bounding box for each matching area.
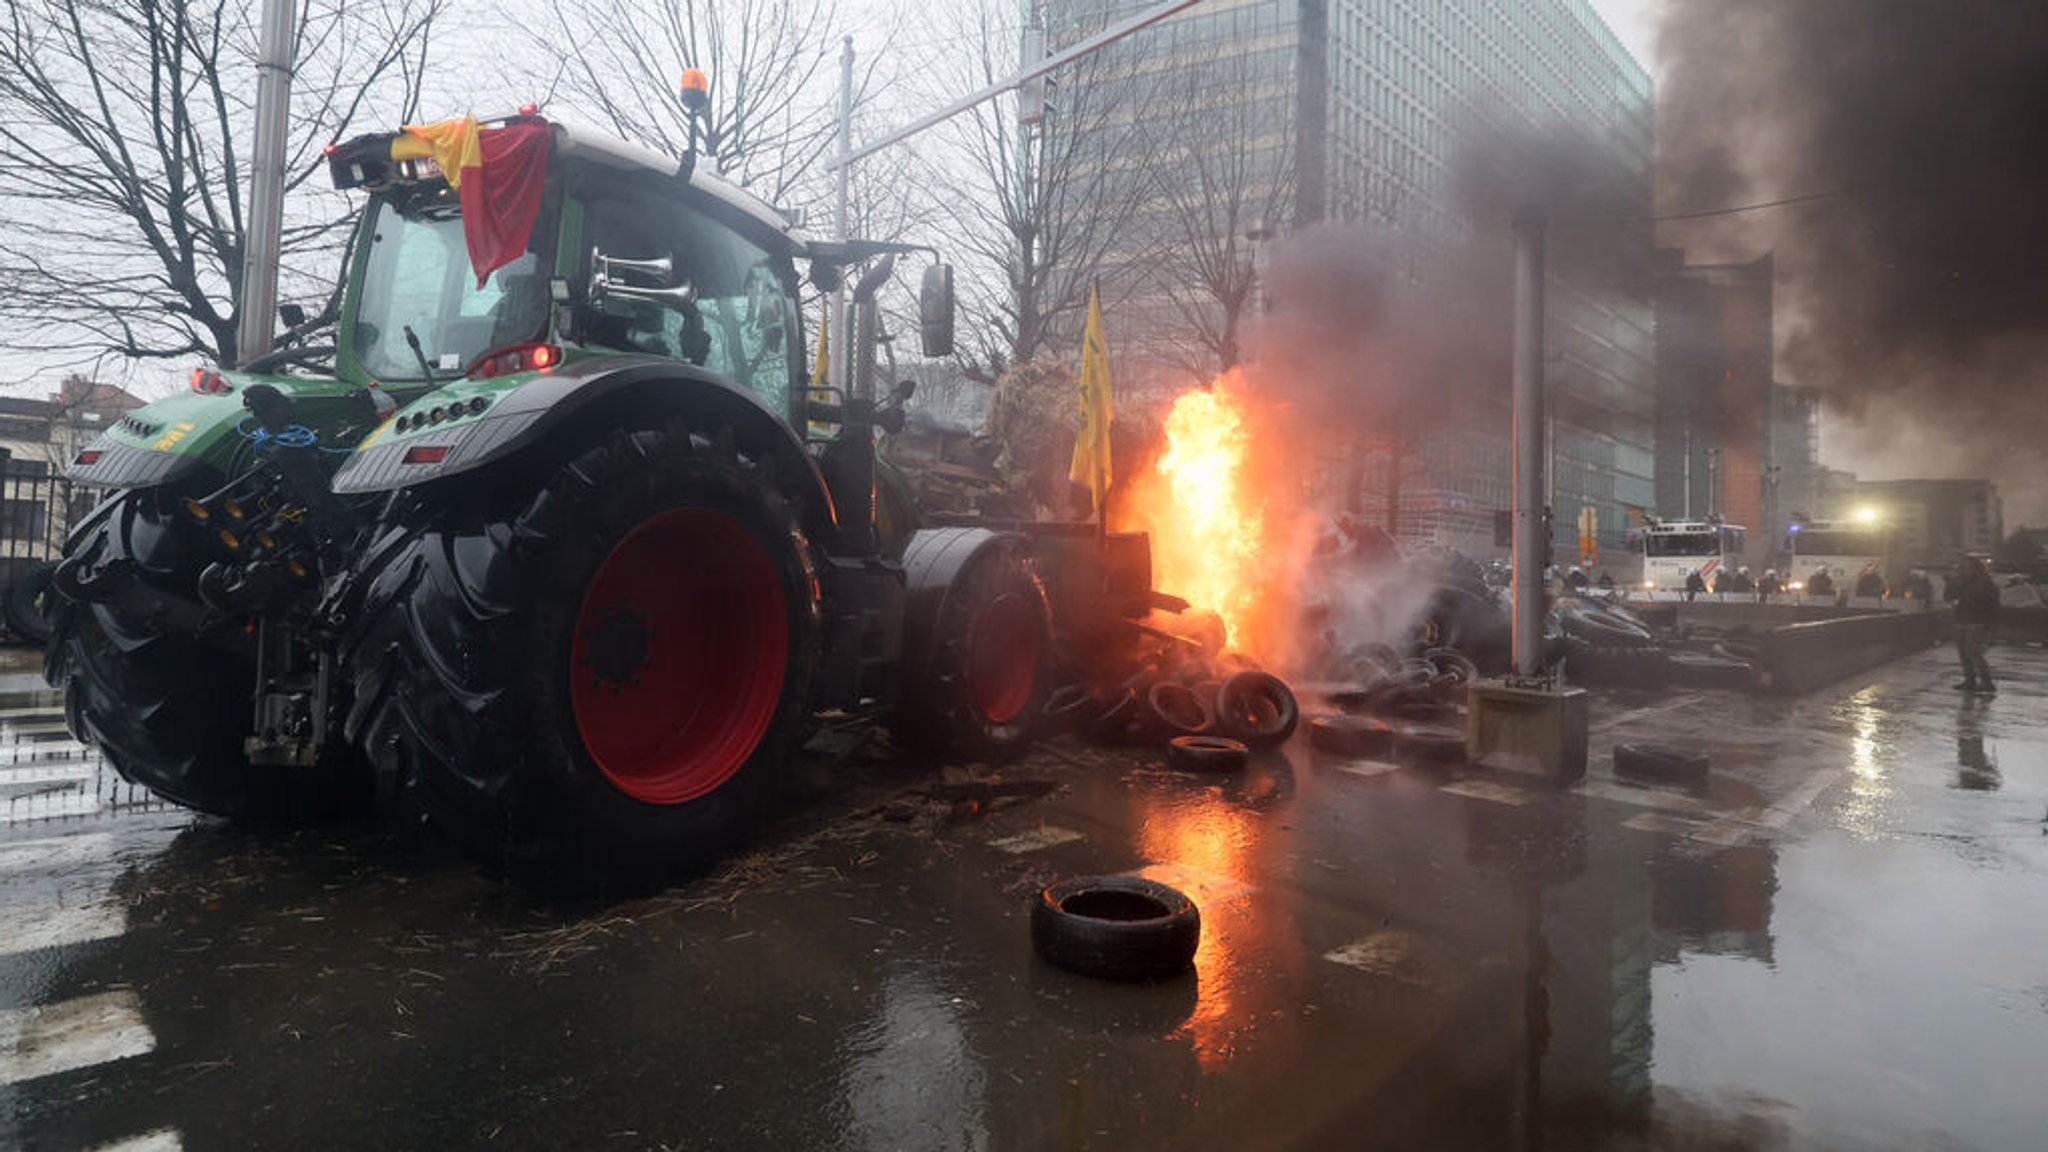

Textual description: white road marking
[987,826,1084,854]
[2,741,92,764]
[1329,759,1400,780]
[1624,811,1708,838]
[0,902,126,958]
[1323,929,1444,989]
[1590,697,1696,732]
[0,721,74,736]
[0,989,155,1087]
[1755,765,1841,830]
[89,1132,183,1152]
[1440,778,1533,807]
[0,794,105,825]
[1577,777,1715,817]
[0,832,118,874]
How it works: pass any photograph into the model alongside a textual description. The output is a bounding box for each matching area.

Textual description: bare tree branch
[0,0,441,375]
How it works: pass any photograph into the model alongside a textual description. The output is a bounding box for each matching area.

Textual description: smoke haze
[1656,0,2048,523]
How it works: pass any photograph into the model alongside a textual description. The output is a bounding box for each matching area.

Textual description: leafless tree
[0,0,442,372]
[914,2,1155,384]
[533,0,881,214]
[1135,49,1297,380]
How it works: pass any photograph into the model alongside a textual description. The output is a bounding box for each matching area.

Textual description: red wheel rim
[569,508,788,805]
[966,591,1041,724]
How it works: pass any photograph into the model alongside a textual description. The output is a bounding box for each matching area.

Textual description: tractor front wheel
[340,423,820,891]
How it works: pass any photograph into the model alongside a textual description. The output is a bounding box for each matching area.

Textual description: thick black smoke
[1252,119,1648,445]
[1657,1,2048,522]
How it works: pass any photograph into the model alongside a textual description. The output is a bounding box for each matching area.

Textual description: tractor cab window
[578,181,798,412]
[352,196,548,383]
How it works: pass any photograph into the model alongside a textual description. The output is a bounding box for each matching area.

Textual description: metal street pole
[826,0,1207,173]
[832,35,854,396]
[235,0,295,366]
[1511,208,1547,680]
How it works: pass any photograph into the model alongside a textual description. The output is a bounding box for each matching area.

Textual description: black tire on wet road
[1041,683,1099,734]
[1213,670,1300,748]
[339,423,822,891]
[1147,680,1216,736]
[1031,874,1201,982]
[46,490,361,821]
[1165,734,1248,773]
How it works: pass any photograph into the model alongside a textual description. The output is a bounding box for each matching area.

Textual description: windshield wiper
[402,324,441,382]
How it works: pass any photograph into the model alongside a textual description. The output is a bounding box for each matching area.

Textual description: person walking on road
[1947,554,1999,693]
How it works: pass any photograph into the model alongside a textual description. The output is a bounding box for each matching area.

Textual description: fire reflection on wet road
[2,646,2046,1150]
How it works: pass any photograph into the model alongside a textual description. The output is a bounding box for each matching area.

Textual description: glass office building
[1041,0,1656,562]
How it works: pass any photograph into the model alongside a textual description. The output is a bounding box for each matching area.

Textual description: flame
[1118,368,1285,658]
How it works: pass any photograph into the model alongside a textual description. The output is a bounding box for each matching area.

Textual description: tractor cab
[327,115,811,424]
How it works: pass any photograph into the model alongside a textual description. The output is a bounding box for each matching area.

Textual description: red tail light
[468,343,563,380]
[74,449,104,466]
[190,367,232,394]
[404,446,451,465]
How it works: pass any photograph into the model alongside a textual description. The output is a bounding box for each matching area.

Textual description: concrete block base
[1465,681,1589,785]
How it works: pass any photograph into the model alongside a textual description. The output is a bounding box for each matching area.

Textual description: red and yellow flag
[394,116,552,286]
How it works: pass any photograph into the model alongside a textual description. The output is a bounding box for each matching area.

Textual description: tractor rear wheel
[340,422,821,891]
[894,530,1054,763]
[45,491,359,820]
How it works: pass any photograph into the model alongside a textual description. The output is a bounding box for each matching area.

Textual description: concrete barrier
[1755,609,1950,695]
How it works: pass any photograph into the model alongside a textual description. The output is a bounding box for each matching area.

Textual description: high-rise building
[1854,479,2004,572]
[1039,0,1657,561]
[1651,252,1773,541]
[1768,383,1821,544]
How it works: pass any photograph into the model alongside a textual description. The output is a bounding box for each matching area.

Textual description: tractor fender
[331,355,838,540]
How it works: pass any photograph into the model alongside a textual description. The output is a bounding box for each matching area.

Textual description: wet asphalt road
[2,644,2046,1151]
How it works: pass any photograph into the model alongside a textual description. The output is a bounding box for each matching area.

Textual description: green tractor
[47,114,1139,889]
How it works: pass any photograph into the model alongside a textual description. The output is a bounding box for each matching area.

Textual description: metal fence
[0,452,83,645]
[0,696,172,827]
[0,450,169,824]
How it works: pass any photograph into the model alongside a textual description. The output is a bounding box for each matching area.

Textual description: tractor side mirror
[919,264,955,358]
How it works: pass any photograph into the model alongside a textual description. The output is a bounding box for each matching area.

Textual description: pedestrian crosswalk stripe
[0,902,126,959]
[0,989,154,1087]
[88,1131,183,1152]
[0,832,119,875]
[989,826,1084,853]
[1440,778,1533,806]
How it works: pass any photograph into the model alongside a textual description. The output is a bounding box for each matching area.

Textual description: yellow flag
[1069,283,1114,516]
[805,305,835,439]
[392,116,484,189]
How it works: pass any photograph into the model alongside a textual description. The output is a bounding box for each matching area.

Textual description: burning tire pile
[1040,652,1301,773]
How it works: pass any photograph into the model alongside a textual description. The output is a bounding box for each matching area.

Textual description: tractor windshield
[352,197,549,383]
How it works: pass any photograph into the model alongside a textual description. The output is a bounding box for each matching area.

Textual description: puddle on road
[2,649,2045,1149]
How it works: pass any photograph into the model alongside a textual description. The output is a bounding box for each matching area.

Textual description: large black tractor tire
[44,491,358,820]
[5,560,56,645]
[340,423,822,891]
[894,529,1055,763]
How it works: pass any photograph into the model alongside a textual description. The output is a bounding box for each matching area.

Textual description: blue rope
[236,417,351,454]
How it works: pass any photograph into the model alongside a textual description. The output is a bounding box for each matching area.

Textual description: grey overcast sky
[1586,0,1659,75]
